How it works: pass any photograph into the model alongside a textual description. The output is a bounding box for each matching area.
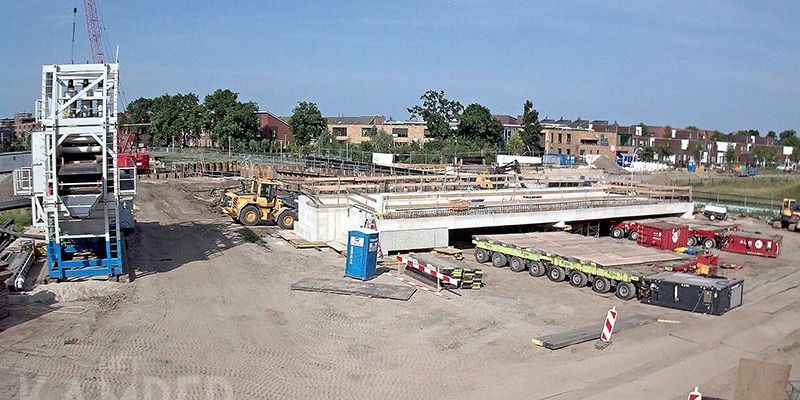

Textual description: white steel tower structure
[16,63,136,280]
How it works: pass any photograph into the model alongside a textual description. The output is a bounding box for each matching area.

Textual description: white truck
[702,205,727,221]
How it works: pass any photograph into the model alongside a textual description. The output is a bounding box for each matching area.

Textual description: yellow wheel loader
[220,179,298,229]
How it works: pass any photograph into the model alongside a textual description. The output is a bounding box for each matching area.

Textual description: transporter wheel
[528,261,546,277]
[615,282,636,300]
[628,230,638,241]
[547,266,566,282]
[703,238,716,249]
[474,248,490,263]
[239,205,261,226]
[491,252,508,268]
[509,257,526,272]
[790,223,798,232]
[686,236,697,247]
[772,220,783,229]
[592,277,611,294]
[611,227,624,239]
[709,214,716,221]
[569,271,588,287]
[277,210,297,230]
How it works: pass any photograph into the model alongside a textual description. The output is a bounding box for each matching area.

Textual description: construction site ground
[0,178,798,399]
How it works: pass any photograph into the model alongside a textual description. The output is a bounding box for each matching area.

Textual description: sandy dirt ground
[0,178,798,400]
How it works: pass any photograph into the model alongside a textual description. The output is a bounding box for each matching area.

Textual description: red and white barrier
[600,306,618,343]
[396,255,459,286]
[688,387,701,400]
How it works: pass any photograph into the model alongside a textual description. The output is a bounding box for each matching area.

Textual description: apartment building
[326,115,429,144]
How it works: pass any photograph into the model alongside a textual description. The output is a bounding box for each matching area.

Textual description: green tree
[520,100,544,155]
[366,129,394,153]
[763,147,778,166]
[780,129,797,140]
[724,145,737,166]
[736,129,760,136]
[149,93,203,146]
[767,130,777,138]
[407,90,463,140]
[288,101,327,146]
[121,97,154,125]
[457,103,503,145]
[690,140,705,164]
[656,146,674,162]
[203,89,259,146]
[506,132,526,155]
[640,146,655,162]
[712,130,726,141]
[752,146,765,166]
[791,148,800,164]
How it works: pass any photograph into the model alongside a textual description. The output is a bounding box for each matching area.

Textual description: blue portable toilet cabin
[345,228,379,280]
[687,160,697,172]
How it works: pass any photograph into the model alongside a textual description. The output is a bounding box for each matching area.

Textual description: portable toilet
[688,160,697,173]
[345,228,379,280]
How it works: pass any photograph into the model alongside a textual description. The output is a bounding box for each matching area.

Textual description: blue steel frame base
[46,240,124,279]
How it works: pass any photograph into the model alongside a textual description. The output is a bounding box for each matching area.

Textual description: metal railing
[381,197,669,220]
[692,190,781,214]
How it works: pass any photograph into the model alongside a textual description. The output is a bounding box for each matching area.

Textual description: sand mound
[592,155,627,174]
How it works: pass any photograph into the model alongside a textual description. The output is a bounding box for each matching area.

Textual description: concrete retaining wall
[294,196,371,244]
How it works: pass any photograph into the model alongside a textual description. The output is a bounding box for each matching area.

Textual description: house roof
[324,115,386,125]
[493,114,519,125]
[255,110,289,125]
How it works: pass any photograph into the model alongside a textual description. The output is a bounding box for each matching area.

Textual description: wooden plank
[531,314,655,350]
[326,241,347,254]
[278,230,302,241]
[290,278,416,301]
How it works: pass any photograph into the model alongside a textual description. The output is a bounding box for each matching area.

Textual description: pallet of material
[290,277,416,301]
[531,314,655,350]
[288,240,328,249]
[432,247,464,260]
[408,252,483,289]
[277,230,328,249]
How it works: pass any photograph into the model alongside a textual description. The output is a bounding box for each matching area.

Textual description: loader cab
[783,198,799,216]
[252,180,277,205]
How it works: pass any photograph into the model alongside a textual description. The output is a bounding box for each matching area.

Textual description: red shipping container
[722,231,782,258]
[636,222,689,251]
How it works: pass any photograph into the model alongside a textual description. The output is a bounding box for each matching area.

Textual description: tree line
[287,90,546,159]
[121,89,259,147]
[117,87,799,167]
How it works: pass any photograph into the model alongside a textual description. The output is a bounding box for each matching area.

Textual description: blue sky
[2,0,798,133]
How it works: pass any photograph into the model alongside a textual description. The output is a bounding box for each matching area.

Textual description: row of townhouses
[6,108,795,166]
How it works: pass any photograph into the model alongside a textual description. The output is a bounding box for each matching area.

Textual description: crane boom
[83,0,105,63]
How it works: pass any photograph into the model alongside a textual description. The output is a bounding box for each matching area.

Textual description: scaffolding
[16,63,136,280]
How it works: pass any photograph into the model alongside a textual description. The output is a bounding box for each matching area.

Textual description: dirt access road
[1,179,799,399]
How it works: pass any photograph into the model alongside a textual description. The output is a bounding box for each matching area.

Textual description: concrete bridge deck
[294,186,694,254]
